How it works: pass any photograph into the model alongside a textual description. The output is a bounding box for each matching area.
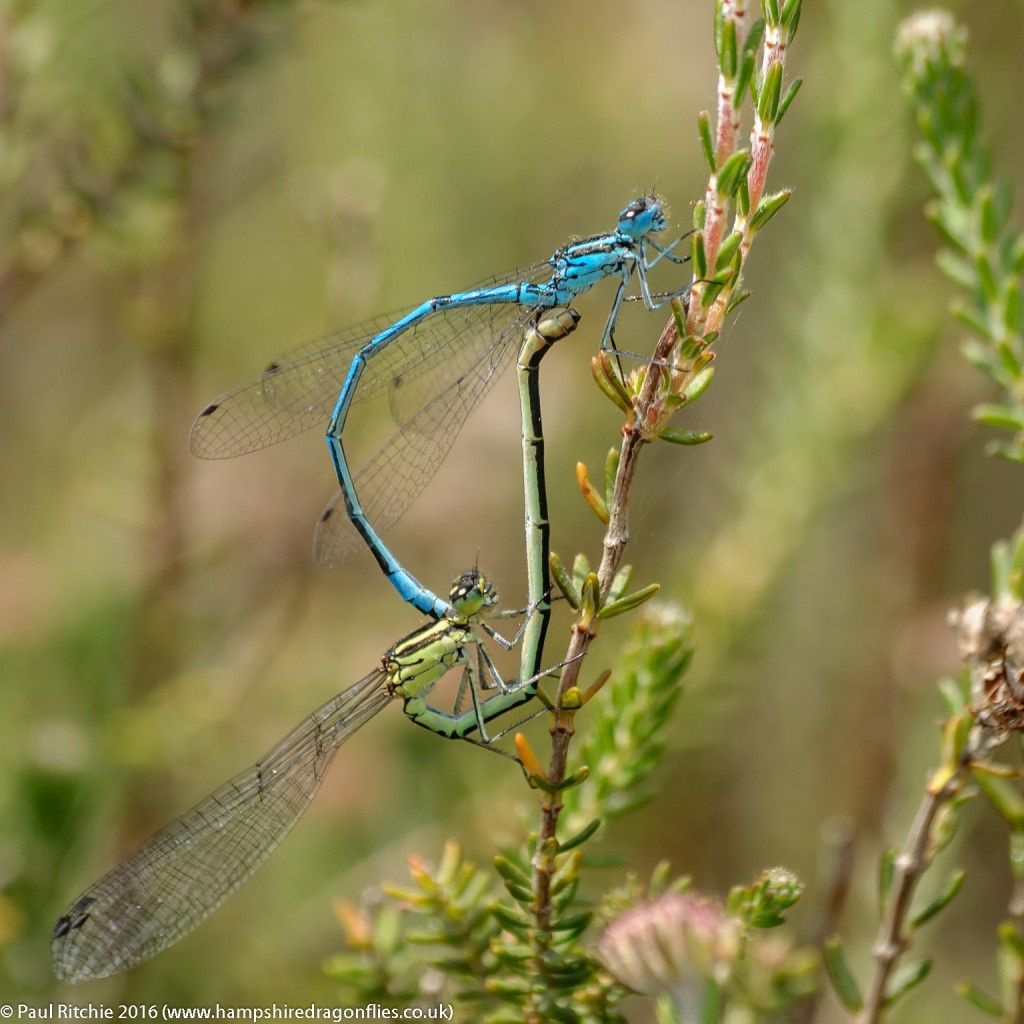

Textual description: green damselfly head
[449,569,497,619]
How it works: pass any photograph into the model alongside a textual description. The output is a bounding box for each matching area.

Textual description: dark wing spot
[319,506,334,523]
[199,403,219,417]
[263,361,282,374]
[52,896,95,938]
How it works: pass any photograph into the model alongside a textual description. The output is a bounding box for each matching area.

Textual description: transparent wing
[313,303,539,568]
[51,671,391,983]
[189,263,554,459]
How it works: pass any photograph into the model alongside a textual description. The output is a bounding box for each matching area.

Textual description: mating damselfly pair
[51,196,689,982]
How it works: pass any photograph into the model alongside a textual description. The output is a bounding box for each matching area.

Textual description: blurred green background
[3,0,1024,1016]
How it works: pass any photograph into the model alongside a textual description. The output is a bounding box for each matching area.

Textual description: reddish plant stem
[857,751,977,1023]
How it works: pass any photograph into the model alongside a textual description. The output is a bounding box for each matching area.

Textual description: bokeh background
[2,0,1024,1017]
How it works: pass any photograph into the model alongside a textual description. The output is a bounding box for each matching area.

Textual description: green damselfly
[52,569,548,982]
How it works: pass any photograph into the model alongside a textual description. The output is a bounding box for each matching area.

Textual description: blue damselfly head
[618,195,668,240]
